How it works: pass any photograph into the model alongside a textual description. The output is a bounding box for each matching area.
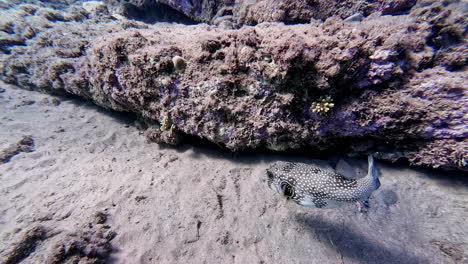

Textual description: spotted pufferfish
[266,155,380,210]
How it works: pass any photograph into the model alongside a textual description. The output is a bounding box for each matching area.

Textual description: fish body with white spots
[266,155,380,210]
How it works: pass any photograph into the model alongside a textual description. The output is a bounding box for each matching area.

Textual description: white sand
[0,84,467,263]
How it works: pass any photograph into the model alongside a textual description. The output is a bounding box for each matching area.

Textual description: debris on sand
[0,136,35,163]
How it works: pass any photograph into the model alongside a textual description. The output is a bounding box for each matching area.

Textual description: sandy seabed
[0,84,466,263]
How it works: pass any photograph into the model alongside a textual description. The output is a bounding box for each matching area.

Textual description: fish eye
[280,181,294,198]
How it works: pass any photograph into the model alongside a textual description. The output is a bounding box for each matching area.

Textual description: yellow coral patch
[310,95,334,115]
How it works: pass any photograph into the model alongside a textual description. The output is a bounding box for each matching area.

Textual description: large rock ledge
[103,0,419,27]
[0,0,466,170]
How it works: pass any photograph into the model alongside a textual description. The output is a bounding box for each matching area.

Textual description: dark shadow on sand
[411,166,468,189]
[171,134,346,167]
[64,94,138,126]
[295,214,430,264]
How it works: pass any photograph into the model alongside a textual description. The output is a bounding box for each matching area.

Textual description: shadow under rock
[173,133,344,167]
[171,134,274,164]
[411,166,468,189]
[295,214,429,264]
[66,96,138,126]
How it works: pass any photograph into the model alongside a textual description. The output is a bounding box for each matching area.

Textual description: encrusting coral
[310,95,334,116]
[160,115,172,131]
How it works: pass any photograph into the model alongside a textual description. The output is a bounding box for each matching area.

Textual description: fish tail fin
[367,155,380,189]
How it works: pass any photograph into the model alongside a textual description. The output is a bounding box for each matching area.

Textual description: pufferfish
[266,155,380,210]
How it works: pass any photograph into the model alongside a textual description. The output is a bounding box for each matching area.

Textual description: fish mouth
[273,185,281,194]
[267,181,282,194]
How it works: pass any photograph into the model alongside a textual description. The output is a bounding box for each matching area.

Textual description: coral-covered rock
[0,0,85,10]
[103,0,217,23]
[102,0,418,26]
[0,1,466,170]
[234,0,417,26]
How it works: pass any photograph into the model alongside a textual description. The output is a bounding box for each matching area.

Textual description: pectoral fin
[298,197,327,208]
